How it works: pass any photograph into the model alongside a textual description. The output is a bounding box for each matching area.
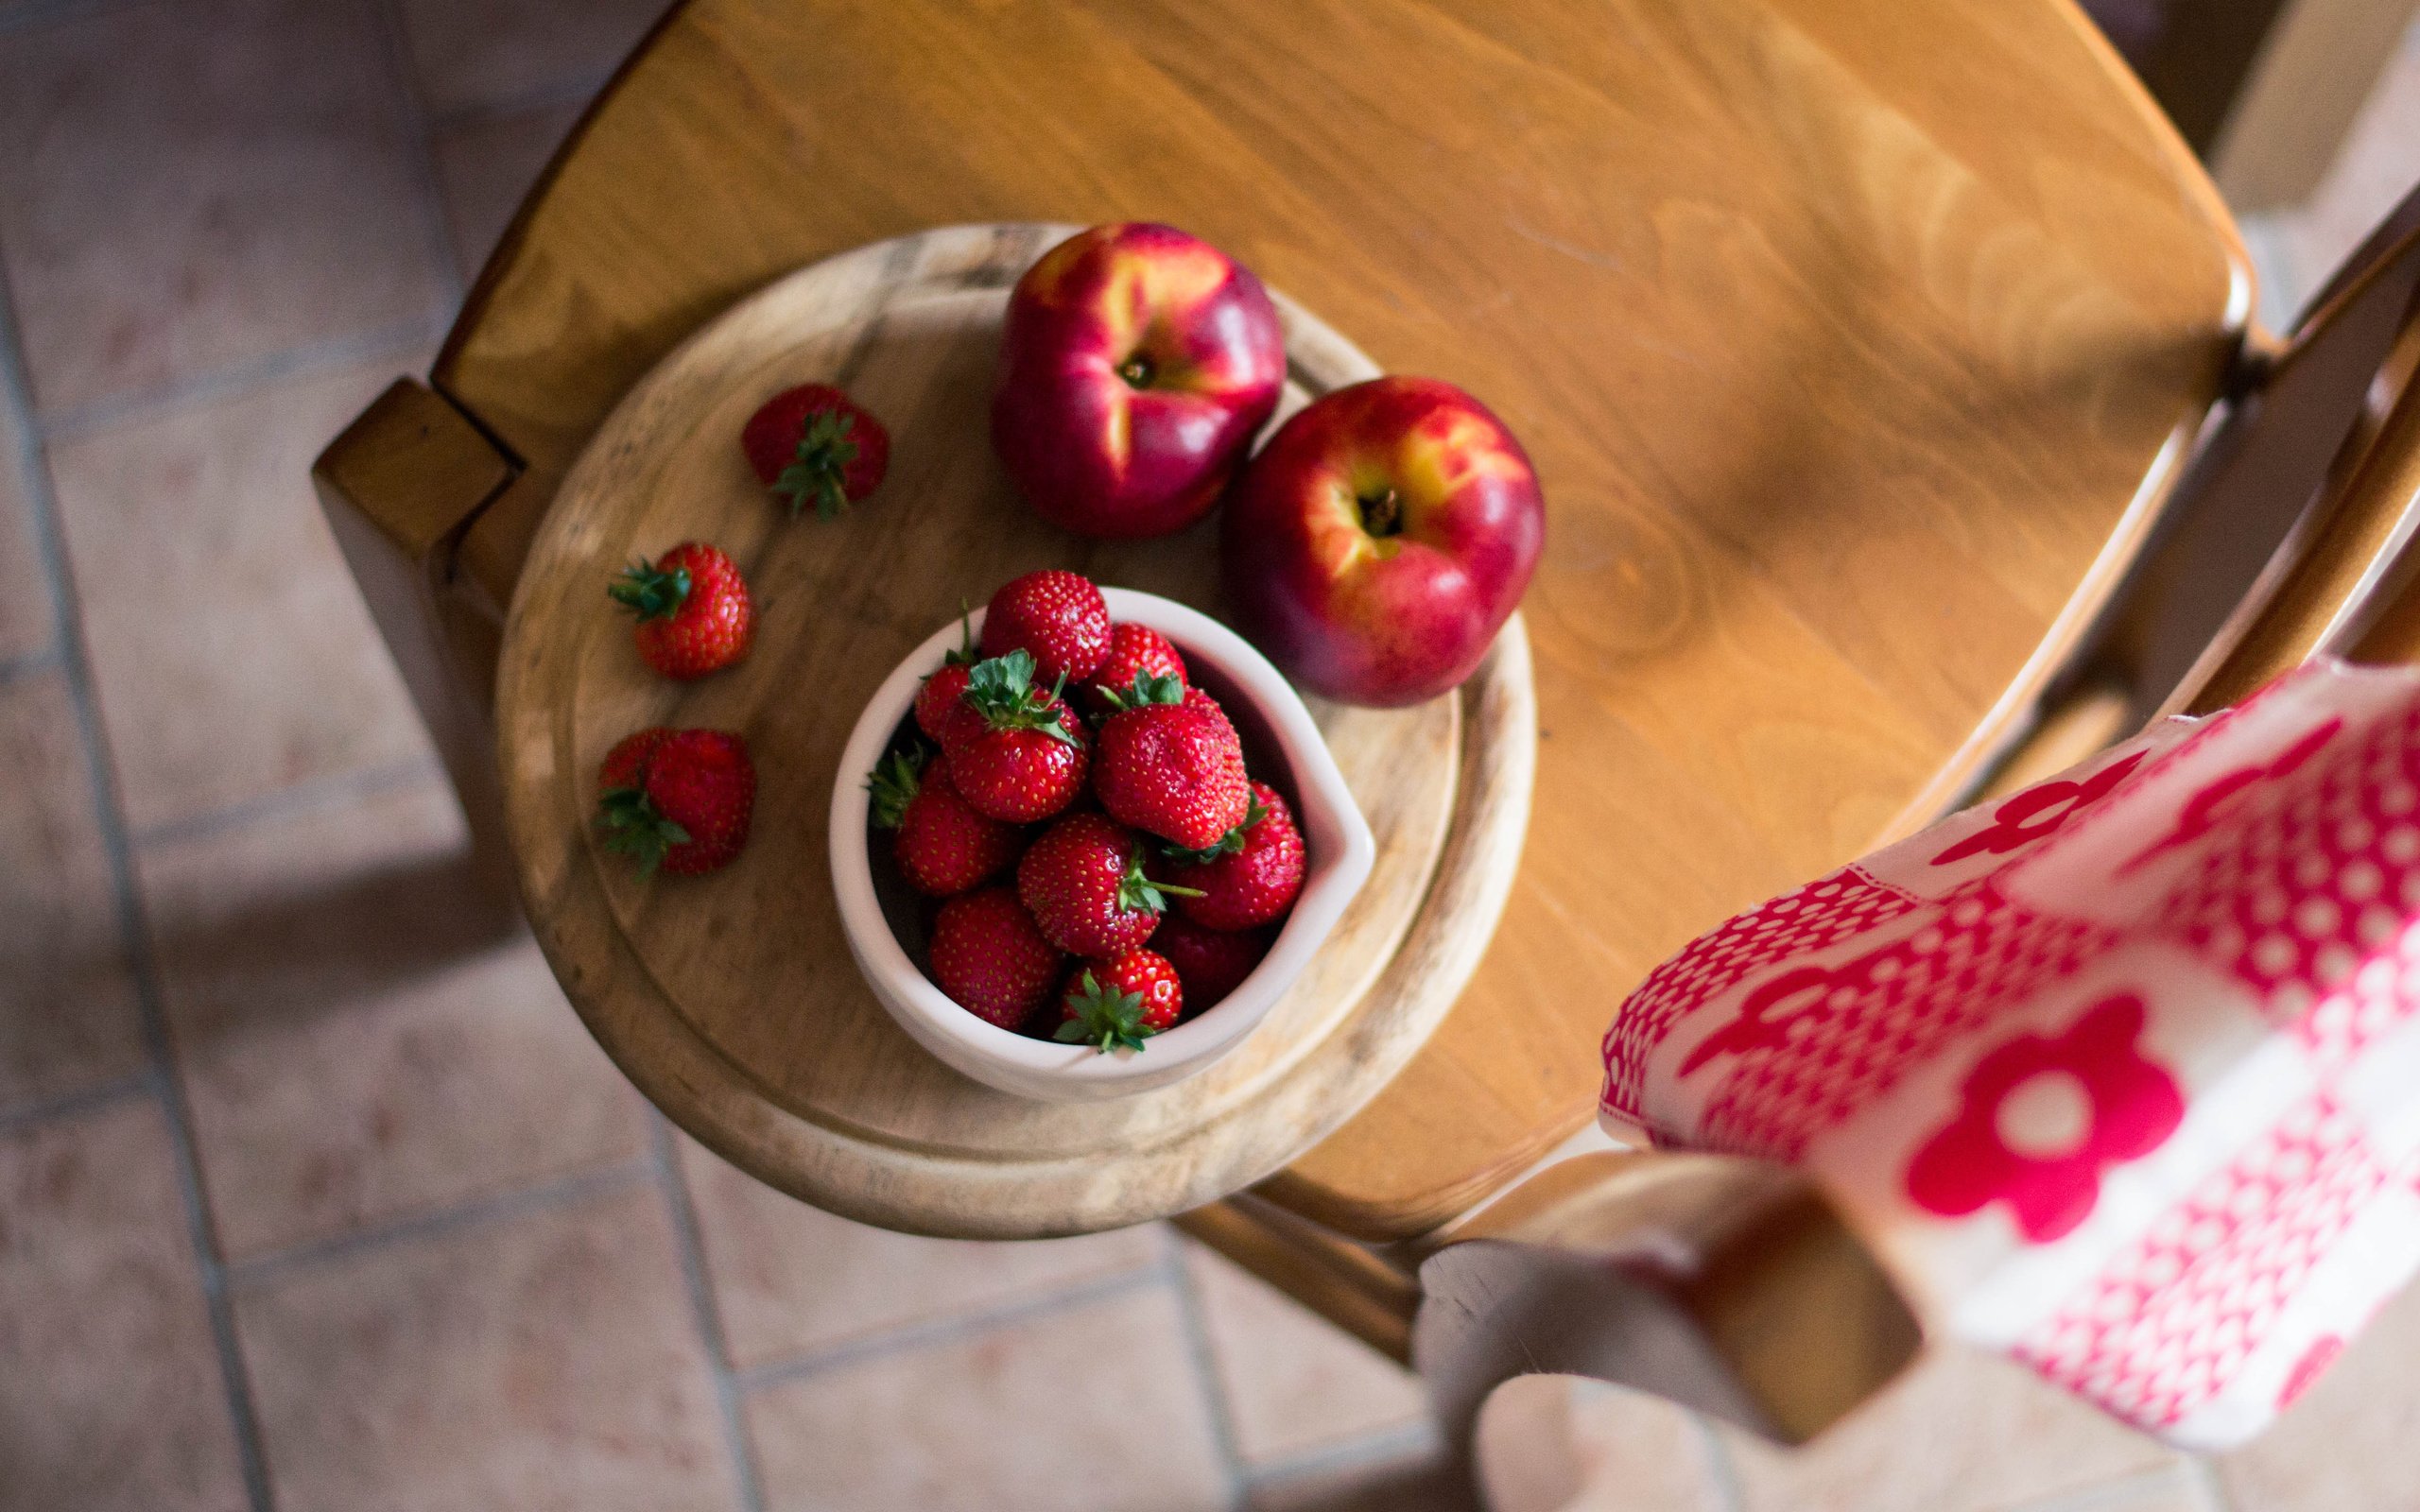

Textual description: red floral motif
[1931,750,2147,866]
[1677,964,1835,1075]
[1906,993,2185,1242]
[2119,718,2341,875]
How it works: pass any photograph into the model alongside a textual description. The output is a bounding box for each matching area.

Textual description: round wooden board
[498,224,1535,1238]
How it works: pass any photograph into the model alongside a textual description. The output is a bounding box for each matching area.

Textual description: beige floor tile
[234,1181,735,1512]
[1184,1241,1431,1468]
[1468,1376,1721,1512]
[0,670,142,1114]
[0,401,55,665]
[1720,1344,2176,1512]
[744,1281,1230,1512]
[47,355,434,834]
[0,1096,247,1512]
[140,777,646,1258]
[1248,1443,1477,1512]
[431,99,584,282]
[677,1132,1163,1368]
[393,0,664,118]
[0,0,444,416]
[2219,1279,2420,1512]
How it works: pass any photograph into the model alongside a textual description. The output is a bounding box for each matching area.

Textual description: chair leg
[313,378,523,919]
[1173,1194,1421,1364]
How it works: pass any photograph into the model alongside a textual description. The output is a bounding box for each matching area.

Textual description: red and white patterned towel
[1599,657,2420,1448]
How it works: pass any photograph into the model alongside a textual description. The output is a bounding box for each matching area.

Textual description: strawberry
[609,541,753,680]
[596,727,755,876]
[929,885,1064,1029]
[979,569,1110,687]
[1056,950,1184,1053]
[1078,622,1186,720]
[741,382,890,519]
[867,746,1020,897]
[914,614,990,752]
[1016,812,1198,957]
[949,651,1091,822]
[1163,782,1305,930]
[1093,671,1250,850]
[1150,916,1270,1007]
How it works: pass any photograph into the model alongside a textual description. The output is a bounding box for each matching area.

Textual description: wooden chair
[310,0,2414,1451]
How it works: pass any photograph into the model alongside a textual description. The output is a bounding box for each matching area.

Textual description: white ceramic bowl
[829,587,1375,1101]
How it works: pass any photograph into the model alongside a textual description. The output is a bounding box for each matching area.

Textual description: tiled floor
[0,3,2415,1510]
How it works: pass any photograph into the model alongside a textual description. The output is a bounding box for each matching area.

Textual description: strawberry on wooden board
[609,541,753,680]
[1056,950,1184,1053]
[1077,622,1186,720]
[1093,671,1250,850]
[1150,916,1270,1009]
[950,651,1091,822]
[979,569,1111,687]
[1163,782,1305,931]
[929,885,1064,1029]
[596,727,755,877]
[1016,812,1198,958]
[740,382,890,519]
[914,614,989,752]
[867,747,1021,897]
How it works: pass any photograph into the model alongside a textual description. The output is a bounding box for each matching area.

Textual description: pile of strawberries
[872,569,1306,1053]
[593,384,889,877]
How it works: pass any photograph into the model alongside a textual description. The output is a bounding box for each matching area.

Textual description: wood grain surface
[497,225,1534,1236]
[434,0,2248,1237]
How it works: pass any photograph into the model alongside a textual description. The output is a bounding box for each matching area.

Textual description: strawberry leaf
[1118,848,1202,914]
[1098,669,1186,713]
[1053,970,1154,1054]
[596,786,693,881]
[864,747,925,830]
[771,409,859,520]
[963,654,1081,746]
[607,558,691,621]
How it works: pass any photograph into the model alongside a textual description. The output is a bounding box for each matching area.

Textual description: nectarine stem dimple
[1357,487,1404,538]
[1117,354,1155,389]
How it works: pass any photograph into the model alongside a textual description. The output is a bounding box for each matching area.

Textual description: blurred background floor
[1,3,2417,1511]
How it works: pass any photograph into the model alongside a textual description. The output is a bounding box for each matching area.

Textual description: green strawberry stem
[1161,795,1267,865]
[1119,850,1201,914]
[1053,970,1155,1054]
[773,409,859,521]
[1098,670,1185,713]
[607,558,692,621]
[864,747,925,830]
[595,786,693,881]
[963,651,1081,748]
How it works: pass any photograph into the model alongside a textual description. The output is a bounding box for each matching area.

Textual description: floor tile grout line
[364,0,469,308]
[0,645,62,684]
[1163,1228,1255,1512]
[0,0,140,40]
[1689,1409,1748,1512]
[0,1071,150,1137]
[648,1114,769,1512]
[223,1158,655,1289]
[32,315,447,442]
[1236,1418,1441,1491]
[129,751,444,852]
[0,247,278,1512]
[730,1263,1171,1397]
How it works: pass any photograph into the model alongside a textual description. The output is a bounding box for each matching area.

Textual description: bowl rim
[826,586,1376,1086]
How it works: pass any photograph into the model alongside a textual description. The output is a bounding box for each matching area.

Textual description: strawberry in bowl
[829,572,1374,1102]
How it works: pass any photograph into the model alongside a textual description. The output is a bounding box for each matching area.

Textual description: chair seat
[423,0,2248,1238]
